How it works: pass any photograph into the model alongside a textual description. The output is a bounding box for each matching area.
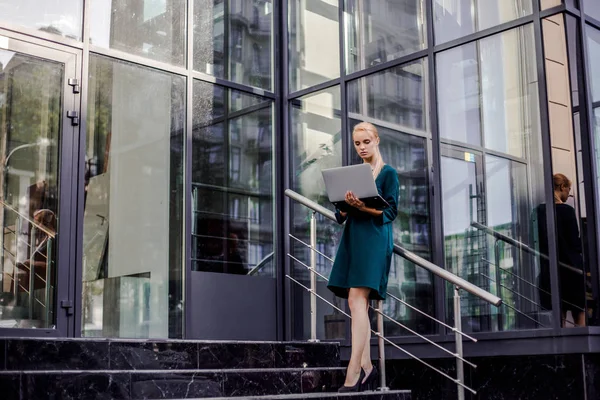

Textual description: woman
[537,173,586,327]
[327,122,399,392]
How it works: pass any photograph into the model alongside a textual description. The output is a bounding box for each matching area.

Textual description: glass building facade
[0,0,598,351]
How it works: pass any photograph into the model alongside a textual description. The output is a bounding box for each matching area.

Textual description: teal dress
[327,164,399,301]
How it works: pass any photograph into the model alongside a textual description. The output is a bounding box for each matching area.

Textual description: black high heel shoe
[361,365,379,391]
[338,368,365,393]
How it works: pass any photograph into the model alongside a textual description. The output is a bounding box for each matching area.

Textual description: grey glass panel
[433,0,533,45]
[194,0,273,91]
[437,25,537,158]
[290,87,343,340]
[584,0,600,21]
[0,0,83,40]
[344,0,426,74]
[192,81,274,277]
[440,26,550,333]
[289,0,340,92]
[0,50,62,329]
[588,25,600,203]
[82,55,185,338]
[588,25,600,103]
[347,60,433,335]
[89,0,186,66]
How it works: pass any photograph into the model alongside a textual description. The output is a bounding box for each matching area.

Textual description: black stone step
[0,367,359,399]
[193,391,412,400]
[0,338,339,371]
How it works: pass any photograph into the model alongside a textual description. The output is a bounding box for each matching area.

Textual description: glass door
[0,35,79,335]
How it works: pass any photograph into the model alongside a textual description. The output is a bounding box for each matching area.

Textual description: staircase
[0,338,411,399]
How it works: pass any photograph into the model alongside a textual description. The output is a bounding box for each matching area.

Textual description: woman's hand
[345,191,365,210]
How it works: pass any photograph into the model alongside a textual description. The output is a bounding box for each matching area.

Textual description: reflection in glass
[89,0,186,66]
[0,50,62,329]
[344,0,426,74]
[194,0,273,90]
[82,55,185,338]
[437,25,537,158]
[544,14,593,327]
[290,87,343,340]
[583,0,600,21]
[433,0,533,44]
[192,80,274,277]
[0,0,83,40]
[347,60,433,335]
[540,0,562,10]
[438,25,550,333]
[289,0,340,92]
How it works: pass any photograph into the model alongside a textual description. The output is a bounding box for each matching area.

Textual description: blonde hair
[553,173,571,204]
[352,122,384,178]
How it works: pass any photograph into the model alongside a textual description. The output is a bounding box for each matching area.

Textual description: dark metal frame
[0,0,598,350]
[0,29,81,337]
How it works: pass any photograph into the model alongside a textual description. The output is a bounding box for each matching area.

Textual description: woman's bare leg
[575,311,586,327]
[361,300,373,382]
[343,287,371,387]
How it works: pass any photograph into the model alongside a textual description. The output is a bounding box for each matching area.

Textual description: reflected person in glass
[327,122,399,392]
[537,173,586,327]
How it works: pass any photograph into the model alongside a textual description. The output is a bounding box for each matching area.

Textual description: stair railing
[285,189,502,400]
[0,200,54,323]
[471,221,586,328]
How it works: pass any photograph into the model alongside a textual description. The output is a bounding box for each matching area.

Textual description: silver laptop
[322,164,389,211]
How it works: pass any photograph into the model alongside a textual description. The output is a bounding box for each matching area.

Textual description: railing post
[454,286,465,400]
[377,299,389,391]
[28,226,36,319]
[309,211,319,342]
[45,238,52,326]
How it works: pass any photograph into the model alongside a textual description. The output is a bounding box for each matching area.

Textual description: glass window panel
[0,50,63,329]
[192,80,274,277]
[439,25,550,333]
[584,0,600,21]
[0,0,83,40]
[344,0,426,74]
[544,14,592,327]
[89,0,186,66]
[587,26,600,327]
[433,0,533,45]
[194,0,273,91]
[437,25,537,158]
[290,87,343,340]
[82,55,185,338]
[289,0,340,92]
[347,59,433,335]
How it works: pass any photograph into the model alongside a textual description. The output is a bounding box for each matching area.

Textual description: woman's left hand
[345,191,365,210]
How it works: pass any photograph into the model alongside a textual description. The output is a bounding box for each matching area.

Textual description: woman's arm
[375,170,399,225]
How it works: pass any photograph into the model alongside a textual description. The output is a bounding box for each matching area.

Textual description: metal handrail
[285,188,500,399]
[471,221,584,276]
[289,233,478,343]
[247,252,275,275]
[285,189,502,306]
[286,274,477,395]
[0,201,56,238]
[288,253,477,368]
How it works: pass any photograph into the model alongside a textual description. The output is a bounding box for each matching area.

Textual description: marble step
[1,367,379,400]
[0,338,339,371]
[188,391,412,400]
